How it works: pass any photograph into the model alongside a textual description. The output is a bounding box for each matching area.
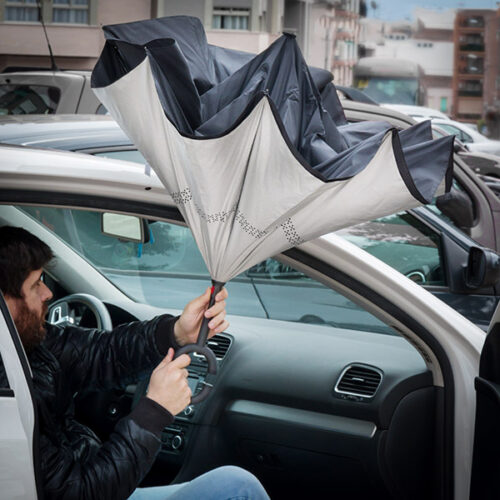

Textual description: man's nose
[42,282,53,301]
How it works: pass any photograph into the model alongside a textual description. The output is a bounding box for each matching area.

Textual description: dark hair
[0,226,54,298]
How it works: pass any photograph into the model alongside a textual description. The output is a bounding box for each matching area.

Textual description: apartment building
[157,0,283,53]
[285,0,361,86]
[452,8,500,134]
[358,9,455,113]
[0,0,362,88]
[0,0,152,71]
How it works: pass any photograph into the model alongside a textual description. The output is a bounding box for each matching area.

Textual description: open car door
[470,301,500,499]
[0,292,40,499]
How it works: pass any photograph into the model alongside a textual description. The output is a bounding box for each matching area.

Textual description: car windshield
[354,77,419,105]
[18,205,400,336]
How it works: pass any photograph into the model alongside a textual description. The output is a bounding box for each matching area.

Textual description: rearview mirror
[101,213,149,243]
[465,247,500,289]
[436,190,475,230]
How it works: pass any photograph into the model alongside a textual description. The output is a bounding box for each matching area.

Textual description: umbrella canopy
[92,15,454,285]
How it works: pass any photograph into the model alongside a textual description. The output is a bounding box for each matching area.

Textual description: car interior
[0,200,452,500]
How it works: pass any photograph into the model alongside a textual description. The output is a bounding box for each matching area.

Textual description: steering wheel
[48,293,113,331]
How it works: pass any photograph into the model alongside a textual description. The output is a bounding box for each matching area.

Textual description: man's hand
[173,286,229,346]
[147,348,191,415]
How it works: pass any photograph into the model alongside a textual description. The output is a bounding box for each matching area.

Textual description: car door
[0,293,40,499]
[470,302,500,500]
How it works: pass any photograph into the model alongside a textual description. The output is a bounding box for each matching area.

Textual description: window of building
[212,7,249,30]
[458,79,483,98]
[440,97,447,113]
[4,0,38,22]
[52,0,88,24]
[3,0,90,24]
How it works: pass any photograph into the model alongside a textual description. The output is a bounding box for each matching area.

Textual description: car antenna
[37,1,59,71]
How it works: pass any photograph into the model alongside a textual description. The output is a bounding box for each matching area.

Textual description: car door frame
[470,302,500,499]
[0,292,43,499]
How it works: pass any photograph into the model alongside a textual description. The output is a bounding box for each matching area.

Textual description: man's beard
[16,300,48,353]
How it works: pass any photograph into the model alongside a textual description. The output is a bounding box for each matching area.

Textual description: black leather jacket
[29,315,178,500]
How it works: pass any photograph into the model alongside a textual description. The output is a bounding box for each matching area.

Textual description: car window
[93,150,146,164]
[460,130,473,144]
[0,84,60,115]
[337,212,445,286]
[437,123,473,144]
[18,205,399,336]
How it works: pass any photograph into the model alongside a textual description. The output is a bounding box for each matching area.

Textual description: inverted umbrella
[92,16,454,403]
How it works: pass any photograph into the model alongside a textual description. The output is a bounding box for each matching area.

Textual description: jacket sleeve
[44,314,181,394]
[41,397,174,500]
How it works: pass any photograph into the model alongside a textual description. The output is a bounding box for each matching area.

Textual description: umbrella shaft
[197,280,225,346]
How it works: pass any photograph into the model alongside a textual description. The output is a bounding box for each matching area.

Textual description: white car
[433,119,500,156]
[382,104,450,122]
[0,145,497,500]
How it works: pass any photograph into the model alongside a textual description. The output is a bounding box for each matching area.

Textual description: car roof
[382,104,449,120]
[0,114,131,150]
[0,143,166,203]
[0,69,91,78]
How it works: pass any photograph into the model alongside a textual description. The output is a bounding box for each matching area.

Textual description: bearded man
[0,226,269,500]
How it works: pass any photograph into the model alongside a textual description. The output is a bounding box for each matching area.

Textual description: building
[358,9,455,113]
[157,0,283,54]
[0,0,286,71]
[285,0,361,86]
[452,8,500,135]
[0,0,152,72]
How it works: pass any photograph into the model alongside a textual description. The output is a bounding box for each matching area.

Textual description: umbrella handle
[174,281,225,405]
[174,344,217,404]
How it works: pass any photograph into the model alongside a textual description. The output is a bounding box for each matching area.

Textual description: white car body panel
[0,144,488,499]
[0,311,37,499]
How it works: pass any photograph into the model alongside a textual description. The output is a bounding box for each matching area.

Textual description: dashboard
[74,300,439,500]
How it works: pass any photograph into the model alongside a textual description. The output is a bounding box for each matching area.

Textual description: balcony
[458,80,483,98]
[459,34,485,52]
[458,16,485,29]
[458,55,484,75]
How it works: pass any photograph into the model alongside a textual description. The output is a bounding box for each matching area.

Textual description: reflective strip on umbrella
[92,16,454,284]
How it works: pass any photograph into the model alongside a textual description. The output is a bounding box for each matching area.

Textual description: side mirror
[435,190,475,229]
[101,213,149,243]
[465,247,500,289]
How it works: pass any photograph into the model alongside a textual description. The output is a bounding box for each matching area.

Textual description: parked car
[456,151,500,180]
[341,101,500,252]
[2,144,499,500]
[0,70,104,115]
[432,118,500,156]
[382,103,450,121]
[1,113,499,329]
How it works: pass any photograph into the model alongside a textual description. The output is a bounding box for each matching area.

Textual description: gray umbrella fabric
[92,15,454,284]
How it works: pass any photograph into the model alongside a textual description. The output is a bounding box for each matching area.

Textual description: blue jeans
[128,466,270,500]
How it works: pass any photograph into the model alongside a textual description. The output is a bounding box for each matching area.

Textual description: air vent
[207,334,232,360]
[335,364,382,398]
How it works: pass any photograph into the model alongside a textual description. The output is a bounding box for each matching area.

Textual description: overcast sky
[367,0,499,21]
